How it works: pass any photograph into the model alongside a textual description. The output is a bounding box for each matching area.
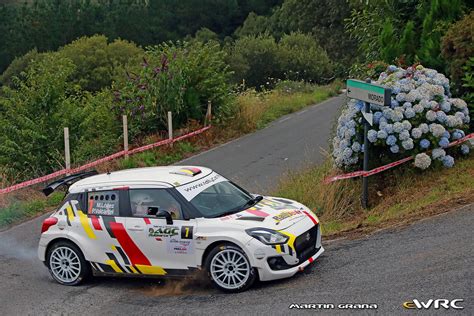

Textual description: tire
[205,243,257,293]
[46,240,91,286]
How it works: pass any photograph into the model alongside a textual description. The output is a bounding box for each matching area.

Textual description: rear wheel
[205,243,257,293]
[46,241,90,286]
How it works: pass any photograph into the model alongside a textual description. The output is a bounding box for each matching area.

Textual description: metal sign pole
[362,100,370,209]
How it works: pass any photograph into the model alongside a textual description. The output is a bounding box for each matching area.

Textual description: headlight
[246,228,289,245]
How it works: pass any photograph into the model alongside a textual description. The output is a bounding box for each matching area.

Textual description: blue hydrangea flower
[440,101,451,112]
[391,99,399,108]
[377,130,388,139]
[367,129,378,143]
[373,111,383,124]
[432,148,446,160]
[351,141,361,152]
[436,111,447,123]
[442,155,454,168]
[419,123,429,134]
[426,110,437,121]
[383,123,394,134]
[399,130,410,141]
[388,65,397,72]
[390,145,400,153]
[420,139,430,149]
[402,138,414,150]
[402,120,412,130]
[442,131,450,139]
[405,108,416,119]
[413,103,424,113]
[342,147,353,159]
[386,135,397,146]
[393,122,404,133]
[461,145,470,155]
[411,128,422,139]
[438,137,449,148]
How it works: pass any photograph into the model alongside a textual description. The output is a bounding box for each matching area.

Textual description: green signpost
[346,79,391,209]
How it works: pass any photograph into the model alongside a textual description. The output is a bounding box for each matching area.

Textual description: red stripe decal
[110,222,151,266]
[308,257,314,263]
[303,211,318,225]
[246,209,270,217]
[90,215,102,230]
[144,218,151,225]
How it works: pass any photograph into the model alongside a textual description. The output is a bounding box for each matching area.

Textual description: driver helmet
[131,193,155,216]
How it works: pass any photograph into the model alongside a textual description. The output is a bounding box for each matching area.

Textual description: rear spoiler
[42,170,98,196]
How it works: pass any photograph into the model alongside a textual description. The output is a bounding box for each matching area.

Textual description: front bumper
[246,223,324,282]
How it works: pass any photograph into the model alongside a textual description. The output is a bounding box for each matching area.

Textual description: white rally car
[38,166,323,292]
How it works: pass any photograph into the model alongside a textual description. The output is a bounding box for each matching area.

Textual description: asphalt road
[0,95,472,315]
[178,95,345,193]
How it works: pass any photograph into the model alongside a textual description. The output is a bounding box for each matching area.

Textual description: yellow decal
[105,259,123,273]
[129,266,138,274]
[78,211,97,239]
[66,205,75,222]
[275,245,282,254]
[135,265,167,275]
[111,245,117,251]
[279,230,296,252]
[272,210,303,222]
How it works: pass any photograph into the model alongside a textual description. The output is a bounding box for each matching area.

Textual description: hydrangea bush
[333,65,471,171]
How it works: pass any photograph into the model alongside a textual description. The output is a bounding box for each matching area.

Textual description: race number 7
[181,226,193,239]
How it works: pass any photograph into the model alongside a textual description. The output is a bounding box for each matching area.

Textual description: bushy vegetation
[228,32,332,88]
[0,0,281,73]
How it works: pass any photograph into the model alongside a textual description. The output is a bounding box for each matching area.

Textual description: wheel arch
[201,240,242,268]
[45,237,87,262]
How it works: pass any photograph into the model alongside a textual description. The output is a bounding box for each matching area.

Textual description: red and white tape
[325,133,474,183]
[0,126,212,195]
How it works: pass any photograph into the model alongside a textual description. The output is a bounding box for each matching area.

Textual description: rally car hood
[218,196,311,230]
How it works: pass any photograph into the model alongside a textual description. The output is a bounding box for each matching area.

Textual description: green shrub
[227,33,282,88]
[442,11,474,95]
[278,32,333,83]
[58,35,143,92]
[114,40,233,140]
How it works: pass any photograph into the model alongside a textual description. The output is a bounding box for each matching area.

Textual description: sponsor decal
[289,303,377,310]
[272,210,303,222]
[403,299,463,310]
[167,238,194,255]
[148,226,179,238]
[90,202,116,216]
[176,172,226,201]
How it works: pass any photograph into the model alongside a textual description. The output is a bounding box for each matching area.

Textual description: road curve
[1,95,472,315]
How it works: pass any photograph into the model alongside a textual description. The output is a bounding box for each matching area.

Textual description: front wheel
[205,244,257,293]
[46,241,90,286]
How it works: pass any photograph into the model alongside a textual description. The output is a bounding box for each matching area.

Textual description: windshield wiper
[213,196,263,218]
[241,195,263,210]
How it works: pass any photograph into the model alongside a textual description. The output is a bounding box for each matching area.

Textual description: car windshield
[189,181,254,218]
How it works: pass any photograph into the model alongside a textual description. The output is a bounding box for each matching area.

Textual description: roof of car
[68,166,213,193]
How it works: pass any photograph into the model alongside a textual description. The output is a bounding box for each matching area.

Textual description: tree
[379,19,399,63]
[399,21,417,65]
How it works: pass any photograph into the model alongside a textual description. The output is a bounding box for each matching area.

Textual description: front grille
[267,224,319,271]
[294,224,318,262]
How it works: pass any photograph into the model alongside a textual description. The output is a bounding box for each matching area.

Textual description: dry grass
[234,81,342,133]
[275,154,474,237]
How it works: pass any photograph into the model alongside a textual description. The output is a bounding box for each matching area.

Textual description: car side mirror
[147,206,159,216]
[156,210,173,225]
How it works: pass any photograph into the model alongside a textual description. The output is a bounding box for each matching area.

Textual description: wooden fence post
[64,127,71,174]
[168,111,173,147]
[205,100,212,126]
[123,115,129,158]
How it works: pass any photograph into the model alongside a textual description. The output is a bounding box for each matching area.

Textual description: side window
[87,191,120,216]
[129,189,183,220]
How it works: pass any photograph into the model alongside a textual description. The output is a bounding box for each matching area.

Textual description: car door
[124,188,198,275]
[67,190,131,275]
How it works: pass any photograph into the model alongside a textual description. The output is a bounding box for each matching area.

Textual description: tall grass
[234,81,342,133]
[274,153,474,236]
